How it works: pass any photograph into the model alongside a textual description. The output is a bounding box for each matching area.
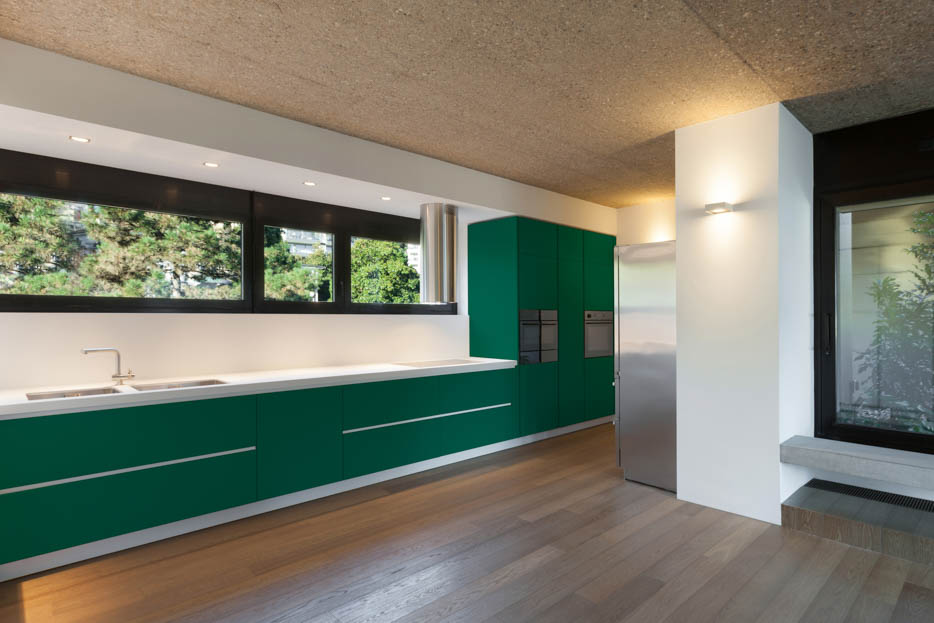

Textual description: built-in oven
[518,309,558,364]
[519,309,541,364]
[584,310,613,358]
[540,310,558,362]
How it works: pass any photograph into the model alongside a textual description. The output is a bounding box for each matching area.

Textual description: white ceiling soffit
[0,104,506,223]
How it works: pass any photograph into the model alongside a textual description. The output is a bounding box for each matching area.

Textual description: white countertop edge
[0,358,517,420]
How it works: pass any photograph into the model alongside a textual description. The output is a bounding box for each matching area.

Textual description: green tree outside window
[350,237,419,304]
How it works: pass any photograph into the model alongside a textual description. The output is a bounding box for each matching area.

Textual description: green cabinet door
[0,396,256,491]
[557,225,583,264]
[519,362,558,435]
[518,253,558,310]
[583,231,615,311]
[585,356,616,421]
[518,218,558,310]
[257,387,343,500]
[468,218,519,360]
[518,218,557,258]
[0,450,255,565]
[558,257,586,427]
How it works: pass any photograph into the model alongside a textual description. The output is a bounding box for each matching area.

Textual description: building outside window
[262,226,334,302]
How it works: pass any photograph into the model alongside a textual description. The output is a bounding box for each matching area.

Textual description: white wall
[0,313,467,391]
[0,39,614,391]
[675,103,813,524]
[0,208,493,391]
[617,198,676,245]
[776,106,816,502]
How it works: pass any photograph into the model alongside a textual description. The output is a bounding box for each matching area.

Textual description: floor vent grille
[807,479,934,513]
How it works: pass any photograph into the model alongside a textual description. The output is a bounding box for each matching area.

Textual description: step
[782,479,934,564]
[781,435,934,491]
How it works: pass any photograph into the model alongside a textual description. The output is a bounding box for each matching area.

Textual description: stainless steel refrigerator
[614,241,676,492]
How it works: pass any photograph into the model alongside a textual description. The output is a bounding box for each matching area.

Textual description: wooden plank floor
[1,424,933,623]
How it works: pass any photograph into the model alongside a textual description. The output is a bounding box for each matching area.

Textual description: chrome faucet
[82,347,135,385]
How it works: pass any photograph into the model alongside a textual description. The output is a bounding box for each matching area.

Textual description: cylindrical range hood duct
[419,203,457,303]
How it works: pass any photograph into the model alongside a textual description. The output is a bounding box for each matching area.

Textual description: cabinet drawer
[343,377,439,431]
[437,369,516,413]
[0,450,256,565]
[257,387,342,500]
[0,396,256,490]
[343,404,517,478]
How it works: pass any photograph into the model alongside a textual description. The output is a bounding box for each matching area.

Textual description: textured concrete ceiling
[0,1,931,208]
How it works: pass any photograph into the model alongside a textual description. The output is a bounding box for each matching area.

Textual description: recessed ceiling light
[203,162,219,168]
[68,135,90,143]
[381,196,391,201]
[303,181,316,187]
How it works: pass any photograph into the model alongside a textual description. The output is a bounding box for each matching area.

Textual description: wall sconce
[704,202,733,215]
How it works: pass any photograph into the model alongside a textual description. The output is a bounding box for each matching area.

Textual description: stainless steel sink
[130,379,226,391]
[26,387,120,400]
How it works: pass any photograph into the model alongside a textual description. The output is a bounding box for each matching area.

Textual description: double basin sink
[25,359,478,401]
[26,379,226,401]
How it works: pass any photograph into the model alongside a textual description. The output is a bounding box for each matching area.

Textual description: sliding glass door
[835,196,934,436]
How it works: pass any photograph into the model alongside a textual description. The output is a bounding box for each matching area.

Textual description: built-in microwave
[584,310,613,358]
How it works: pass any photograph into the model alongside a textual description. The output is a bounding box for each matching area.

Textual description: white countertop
[0,357,516,420]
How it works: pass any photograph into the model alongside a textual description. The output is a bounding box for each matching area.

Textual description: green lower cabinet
[0,396,256,491]
[257,387,343,500]
[585,356,615,420]
[343,405,516,478]
[519,362,558,435]
[0,450,255,565]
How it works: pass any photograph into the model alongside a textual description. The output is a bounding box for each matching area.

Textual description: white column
[675,103,813,524]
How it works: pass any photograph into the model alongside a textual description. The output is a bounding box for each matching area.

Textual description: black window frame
[252,193,344,313]
[253,192,456,315]
[0,148,456,315]
[814,109,934,454]
[0,149,253,313]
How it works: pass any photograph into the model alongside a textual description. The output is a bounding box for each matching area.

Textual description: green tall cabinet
[469,217,557,435]
[469,216,615,435]
[583,230,616,421]
[557,226,586,426]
